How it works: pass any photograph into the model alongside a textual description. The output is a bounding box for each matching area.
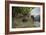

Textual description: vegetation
[12,7,33,17]
[12,7,35,28]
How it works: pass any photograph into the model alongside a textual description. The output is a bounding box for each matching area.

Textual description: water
[34,21,40,27]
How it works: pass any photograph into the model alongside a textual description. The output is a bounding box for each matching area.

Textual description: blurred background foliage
[12,7,34,17]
